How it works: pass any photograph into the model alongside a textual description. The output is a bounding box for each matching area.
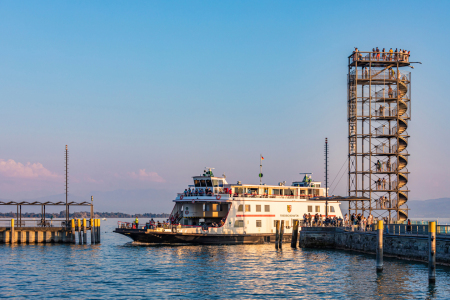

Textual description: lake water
[1,218,450,299]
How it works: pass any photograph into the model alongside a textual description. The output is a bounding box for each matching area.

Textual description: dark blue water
[1,219,449,299]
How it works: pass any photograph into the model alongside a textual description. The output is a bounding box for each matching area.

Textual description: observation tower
[347,49,413,222]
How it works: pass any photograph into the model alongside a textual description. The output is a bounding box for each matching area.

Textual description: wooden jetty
[0,198,101,245]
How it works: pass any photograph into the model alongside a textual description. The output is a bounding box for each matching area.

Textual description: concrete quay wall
[299,227,450,265]
[0,227,72,244]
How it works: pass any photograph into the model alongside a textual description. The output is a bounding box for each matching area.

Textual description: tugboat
[114,169,343,244]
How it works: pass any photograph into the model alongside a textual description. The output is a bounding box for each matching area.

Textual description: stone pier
[299,227,450,265]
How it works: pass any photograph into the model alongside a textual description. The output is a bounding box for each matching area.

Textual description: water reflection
[0,219,449,299]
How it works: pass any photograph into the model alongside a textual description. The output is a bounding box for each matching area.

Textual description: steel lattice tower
[347,50,412,222]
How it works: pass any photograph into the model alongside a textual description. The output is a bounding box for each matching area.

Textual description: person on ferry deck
[134,217,139,229]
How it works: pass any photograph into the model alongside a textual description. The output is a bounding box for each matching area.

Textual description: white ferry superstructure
[114,169,343,244]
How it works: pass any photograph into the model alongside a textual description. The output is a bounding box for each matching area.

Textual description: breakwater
[299,227,450,265]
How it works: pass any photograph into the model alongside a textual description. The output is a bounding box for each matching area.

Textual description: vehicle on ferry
[114,168,343,244]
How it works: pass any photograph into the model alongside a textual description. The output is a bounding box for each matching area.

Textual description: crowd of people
[183,187,232,197]
[302,213,343,227]
[353,47,411,62]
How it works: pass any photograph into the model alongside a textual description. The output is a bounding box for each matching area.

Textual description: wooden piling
[83,218,87,244]
[10,219,15,245]
[77,219,82,245]
[89,219,95,245]
[71,219,76,244]
[291,219,299,248]
[429,221,436,283]
[97,219,101,243]
[376,220,383,272]
[279,220,284,248]
[275,220,280,249]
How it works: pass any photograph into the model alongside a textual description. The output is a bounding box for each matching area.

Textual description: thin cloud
[0,159,62,180]
[126,169,165,183]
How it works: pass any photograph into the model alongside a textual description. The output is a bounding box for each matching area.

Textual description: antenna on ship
[259,154,264,185]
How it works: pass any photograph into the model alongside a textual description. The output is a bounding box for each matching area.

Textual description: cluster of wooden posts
[70,218,101,245]
[274,219,300,249]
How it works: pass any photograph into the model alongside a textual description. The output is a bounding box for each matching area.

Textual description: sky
[0,1,449,212]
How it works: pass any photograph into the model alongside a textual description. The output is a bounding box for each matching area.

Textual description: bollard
[77,219,82,245]
[71,219,76,244]
[376,220,383,272]
[291,220,299,248]
[279,220,284,249]
[275,220,280,249]
[10,219,15,245]
[83,218,87,244]
[429,221,436,283]
[91,218,95,244]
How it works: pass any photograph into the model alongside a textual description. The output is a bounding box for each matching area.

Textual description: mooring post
[429,221,436,283]
[376,220,383,272]
[92,219,97,244]
[71,219,76,244]
[91,218,95,244]
[83,218,87,244]
[291,219,299,248]
[77,219,82,245]
[98,219,101,244]
[279,220,284,248]
[275,220,280,249]
[10,219,15,245]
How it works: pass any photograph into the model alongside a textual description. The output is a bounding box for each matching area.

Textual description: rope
[330,165,348,195]
[329,157,348,189]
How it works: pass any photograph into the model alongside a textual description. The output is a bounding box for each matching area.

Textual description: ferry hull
[114,229,289,245]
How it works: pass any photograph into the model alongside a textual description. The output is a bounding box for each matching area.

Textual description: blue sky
[0,1,449,209]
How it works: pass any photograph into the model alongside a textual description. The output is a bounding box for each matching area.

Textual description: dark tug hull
[114,228,291,245]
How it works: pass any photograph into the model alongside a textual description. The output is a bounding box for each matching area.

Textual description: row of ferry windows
[307,205,335,213]
[194,179,224,188]
[234,220,290,228]
[237,204,270,212]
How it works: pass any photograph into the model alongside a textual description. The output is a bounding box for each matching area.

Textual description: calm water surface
[1,219,449,299]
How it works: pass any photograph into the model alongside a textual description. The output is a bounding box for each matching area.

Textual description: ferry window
[286,221,289,227]
[245,205,251,212]
[273,189,280,195]
[219,180,223,187]
[234,220,244,227]
[238,205,243,212]
[315,206,320,212]
[256,220,262,227]
[330,206,335,213]
[265,205,270,212]
[194,180,201,187]
[203,204,210,211]
[205,179,212,187]
[308,206,312,212]
[256,205,261,212]
[213,180,219,187]
[200,180,206,187]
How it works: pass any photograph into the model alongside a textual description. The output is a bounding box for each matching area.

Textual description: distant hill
[339,198,450,218]
[405,198,450,218]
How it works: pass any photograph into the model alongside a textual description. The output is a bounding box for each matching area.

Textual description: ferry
[114,169,343,244]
